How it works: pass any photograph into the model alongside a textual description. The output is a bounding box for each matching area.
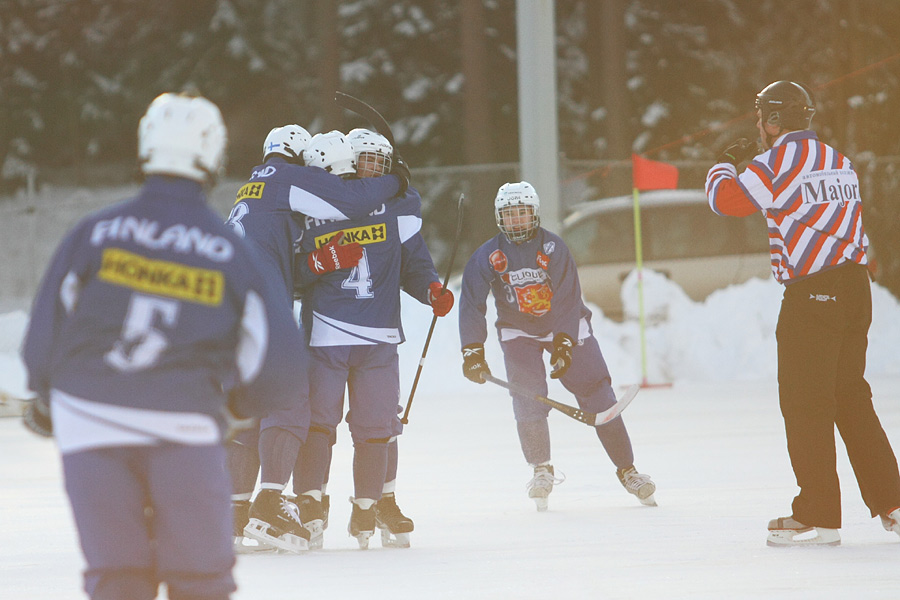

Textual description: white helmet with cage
[494,181,541,243]
[347,128,393,178]
[138,92,227,183]
[263,124,311,162]
[302,130,356,176]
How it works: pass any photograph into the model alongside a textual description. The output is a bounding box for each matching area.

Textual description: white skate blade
[351,530,374,550]
[304,519,324,550]
[243,518,309,554]
[233,535,276,554]
[638,494,658,507]
[766,527,840,547]
[881,509,900,537]
[533,497,549,512]
[380,529,411,548]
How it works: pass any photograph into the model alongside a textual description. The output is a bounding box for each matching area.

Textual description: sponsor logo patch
[800,169,859,207]
[98,248,224,306]
[536,252,549,270]
[314,223,387,248]
[235,182,265,203]
[490,249,508,273]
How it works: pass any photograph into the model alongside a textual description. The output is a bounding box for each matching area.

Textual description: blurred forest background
[2,0,900,295]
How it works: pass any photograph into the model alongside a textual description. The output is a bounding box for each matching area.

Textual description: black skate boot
[348,498,376,550]
[375,492,414,548]
[297,494,326,549]
[243,489,310,553]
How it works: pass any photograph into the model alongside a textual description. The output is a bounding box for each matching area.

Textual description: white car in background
[561,189,772,321]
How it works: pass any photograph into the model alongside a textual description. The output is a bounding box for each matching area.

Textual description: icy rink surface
[2,273,900,599]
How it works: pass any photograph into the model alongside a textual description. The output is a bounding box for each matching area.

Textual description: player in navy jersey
[225,127,410,553]
[292,130,452,549]
[707,80,900,546]
[20,92,308,600]
[458,182,655,512]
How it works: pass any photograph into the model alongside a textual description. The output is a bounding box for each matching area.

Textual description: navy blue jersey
[21,177,306,430]
[294,188,438,346]
[459,228,591,347]
[225,157,403,302]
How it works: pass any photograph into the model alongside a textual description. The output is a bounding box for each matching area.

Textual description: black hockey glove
[462,343,491,384]
[391,153,411,195]
[717,138,757,166]
[549,333,575,380]
[23,397,53,438]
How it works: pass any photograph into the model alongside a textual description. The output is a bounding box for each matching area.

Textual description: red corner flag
[632,154,678,191]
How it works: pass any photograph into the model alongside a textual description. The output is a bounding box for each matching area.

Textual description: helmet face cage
[755,81,816,130]
[494,182,541,243]
[302,131,356,176]
[263,124,311,162]
[348,129,393,178]
[138,92,227,183]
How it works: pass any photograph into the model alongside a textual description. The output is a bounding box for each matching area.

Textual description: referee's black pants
[777,261,900,529]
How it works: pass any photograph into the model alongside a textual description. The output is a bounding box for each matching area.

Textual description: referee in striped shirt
[706,80,900,547]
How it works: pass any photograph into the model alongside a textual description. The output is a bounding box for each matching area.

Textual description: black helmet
[755,81,816,130]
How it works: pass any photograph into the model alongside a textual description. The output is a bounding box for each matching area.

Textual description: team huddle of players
[225,120,657,555]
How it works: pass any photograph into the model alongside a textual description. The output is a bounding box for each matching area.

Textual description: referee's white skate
[881,507,900,538]
[766,516,840,547]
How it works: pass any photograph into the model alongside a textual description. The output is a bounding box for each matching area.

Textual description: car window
[565,203,770,266]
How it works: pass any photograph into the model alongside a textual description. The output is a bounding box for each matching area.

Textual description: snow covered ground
[2,273,900,599]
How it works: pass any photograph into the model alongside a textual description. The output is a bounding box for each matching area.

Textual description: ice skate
[243,489,310,553]
[375,492,414,548]
[617,466,657,506]
[880,507,900,538]
[297,494,326,550]
[232,499,273,554]
[348,498,376,550]
[526,464,565,512]
[766,516,840,546]
[322,493,330,530]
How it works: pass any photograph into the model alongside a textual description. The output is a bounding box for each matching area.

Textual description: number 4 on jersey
[342,250,374,298]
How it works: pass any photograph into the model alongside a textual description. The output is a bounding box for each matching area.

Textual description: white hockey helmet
[138,92,227,183]
[262,124,311,162]
[494,181,541,243]
[302,130,356,176]
[347,128,393,178]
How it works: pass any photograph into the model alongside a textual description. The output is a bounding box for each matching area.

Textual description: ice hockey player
[20,92,307,600]
[225,125,412,553]
[292,130,453,549]
[707,80,900,547]
[458,181,656,512]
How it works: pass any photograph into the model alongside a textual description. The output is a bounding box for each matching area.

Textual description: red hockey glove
[307,231,363,274]
[549,333,574,380]
[428,281,454,317]
[462,344,491,384]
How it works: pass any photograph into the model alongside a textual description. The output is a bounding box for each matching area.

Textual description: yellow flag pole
[632,187,648,387]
